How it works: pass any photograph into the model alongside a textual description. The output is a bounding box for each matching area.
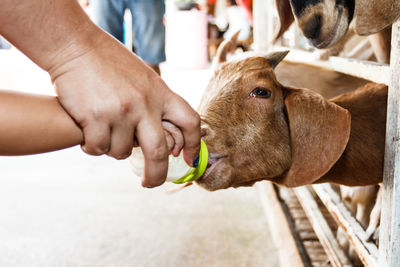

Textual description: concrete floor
[0,49,279,267]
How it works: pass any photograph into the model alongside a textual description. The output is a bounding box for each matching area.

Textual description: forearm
[0,91,83,155]
[0,0,103,72]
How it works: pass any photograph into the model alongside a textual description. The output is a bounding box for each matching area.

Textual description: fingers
[164,94,201,166]
[106,123,135,159]
[164,130,175,153]
[162,120,184,156]
[81,122,111,155]
[136,117,169,188]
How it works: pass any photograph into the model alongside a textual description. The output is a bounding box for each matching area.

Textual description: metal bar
[294,186,352,267]
[313,184,378,267]
[379,19,400,267]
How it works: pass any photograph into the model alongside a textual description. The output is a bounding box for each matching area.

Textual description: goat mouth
[198,154,227,180]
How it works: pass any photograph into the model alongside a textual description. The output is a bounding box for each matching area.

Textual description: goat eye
[250,87,272,98]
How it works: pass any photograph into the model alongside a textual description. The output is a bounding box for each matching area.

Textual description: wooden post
[253,0,272,51]
[258,182,306,267]
[294,186,352,267]
[313,185,378,266]
[379,19,400,267]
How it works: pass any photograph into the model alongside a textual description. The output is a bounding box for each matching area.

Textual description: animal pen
[252,1,400,266]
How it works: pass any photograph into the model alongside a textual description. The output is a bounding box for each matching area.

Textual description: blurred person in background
[91,0,166,75]
[216,0,252,41]
[0,35,10,49]
[235,0,252,24]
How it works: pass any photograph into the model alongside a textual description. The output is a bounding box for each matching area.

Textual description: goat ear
[213,30,240,66]
[280,87,351,187]
[355,0,399,35]
[272,0,294,43]
[265,50,289,69]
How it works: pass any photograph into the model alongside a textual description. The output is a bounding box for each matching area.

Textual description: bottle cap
[173,139,208,184]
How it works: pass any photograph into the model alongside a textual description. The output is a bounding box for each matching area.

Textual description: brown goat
[196,51,387,191]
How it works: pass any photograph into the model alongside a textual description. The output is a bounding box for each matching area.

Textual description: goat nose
[303,15,322,40]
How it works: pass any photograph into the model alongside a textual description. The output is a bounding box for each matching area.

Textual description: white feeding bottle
[129,140,208,184]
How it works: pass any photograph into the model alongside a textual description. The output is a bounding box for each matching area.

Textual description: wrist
[0,0,105,73]
[46,21,105,75]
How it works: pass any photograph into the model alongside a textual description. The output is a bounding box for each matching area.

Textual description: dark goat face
[290,0,355,48]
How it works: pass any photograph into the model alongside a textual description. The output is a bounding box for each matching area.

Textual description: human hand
[78,0,88,7]
[49,31,200,187]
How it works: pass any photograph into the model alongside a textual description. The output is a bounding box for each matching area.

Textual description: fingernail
[142,182,155,188]
[193,155,199,168]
